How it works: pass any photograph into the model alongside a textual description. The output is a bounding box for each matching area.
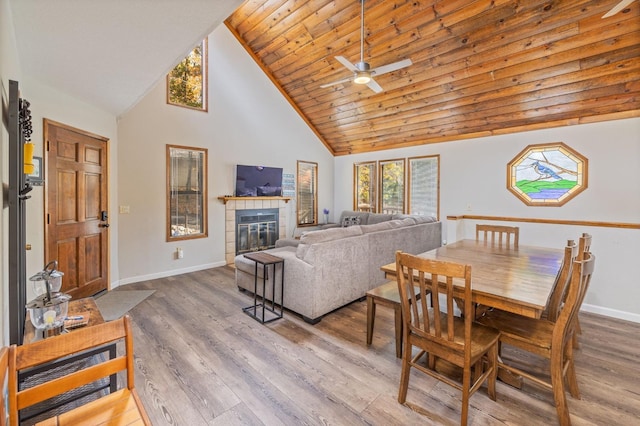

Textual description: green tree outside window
[167,39,207,111]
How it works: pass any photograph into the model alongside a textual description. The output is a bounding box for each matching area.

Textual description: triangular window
[167,39,208,111]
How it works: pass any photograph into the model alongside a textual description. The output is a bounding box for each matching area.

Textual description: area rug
[94,290,155,321]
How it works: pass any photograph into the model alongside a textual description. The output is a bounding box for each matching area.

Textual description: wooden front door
[45,119,109,299]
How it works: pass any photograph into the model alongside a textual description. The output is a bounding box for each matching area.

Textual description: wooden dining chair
[477,254,595,426]
[1,347,8,426]
[8,315,151,426]
[395,251,500,426]
[476,224,519,249]
[571,232,592,347]
[544,239,578,322]
[577,233,592,260]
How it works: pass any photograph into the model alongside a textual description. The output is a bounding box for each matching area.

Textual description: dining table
[380,239,564,319]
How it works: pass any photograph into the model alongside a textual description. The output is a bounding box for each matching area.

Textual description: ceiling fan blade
[335,55,358,72]
[366,78,383,93]
[371,58,413,77]
[602,0,635,18]
[319,76,354,89]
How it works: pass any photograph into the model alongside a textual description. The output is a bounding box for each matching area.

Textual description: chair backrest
[1,347,8,426]
[545,239,578,322]
[8,316,136,423]
[395,250,473,362]
[577,232,592,261]
[476,224,519,249]
[553,253,595,351]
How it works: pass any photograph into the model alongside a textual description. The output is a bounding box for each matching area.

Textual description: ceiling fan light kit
[320,0,412,93]
[354,72,371,85]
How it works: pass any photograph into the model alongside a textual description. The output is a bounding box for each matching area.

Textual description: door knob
[100,223,110,228]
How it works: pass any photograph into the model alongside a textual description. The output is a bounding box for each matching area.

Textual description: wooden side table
[23,297,105,343]
[242,252,284,323]
[20,297,117,422]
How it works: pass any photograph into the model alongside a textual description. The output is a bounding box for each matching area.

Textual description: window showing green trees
[354,156,440,219]
[379,159,405,214]
[167,39,207,111]
[297,161,318,226]
[354,162,376,212]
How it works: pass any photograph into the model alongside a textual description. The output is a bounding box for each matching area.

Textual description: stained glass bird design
[533,161,562,179]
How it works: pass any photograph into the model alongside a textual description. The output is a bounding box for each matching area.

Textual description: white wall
[116,25,333,283]
[19,79,119,302]
[0,0,21,346]
[335,117,640,321]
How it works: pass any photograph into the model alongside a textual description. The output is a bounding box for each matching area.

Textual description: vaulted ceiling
[226,0,640,156]
[9,0,244,116]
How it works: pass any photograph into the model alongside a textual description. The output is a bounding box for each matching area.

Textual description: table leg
[366,296,375,346]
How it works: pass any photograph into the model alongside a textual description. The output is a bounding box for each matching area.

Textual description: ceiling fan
[602,0,636,18]
[320,0,412,93]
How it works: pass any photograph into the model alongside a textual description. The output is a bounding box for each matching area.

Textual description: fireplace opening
[236,208,279,255]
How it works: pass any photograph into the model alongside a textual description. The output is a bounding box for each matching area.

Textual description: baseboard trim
[582,303,640,323]
[113,261,227,287]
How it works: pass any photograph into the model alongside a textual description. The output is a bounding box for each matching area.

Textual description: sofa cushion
[394,218,416,228]
[367,213,394,224]
[412,215,438,224]
[275,237,300,248]
[360,221,394,234]
[299,225,363,245]
[297,226,364,260]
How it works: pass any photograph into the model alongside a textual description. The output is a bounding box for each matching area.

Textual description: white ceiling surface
[9,0,244,116]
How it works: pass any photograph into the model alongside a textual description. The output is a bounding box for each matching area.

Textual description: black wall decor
[8,79,32,344]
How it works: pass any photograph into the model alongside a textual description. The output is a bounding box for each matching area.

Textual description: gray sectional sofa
[234,211,442,323]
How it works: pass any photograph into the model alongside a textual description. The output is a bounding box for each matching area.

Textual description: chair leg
[398,339,411,403]
[551,348,572,426]
[487,344,498,401]
[428,353,436,370]
[572,317,582,349]
[366,296,375,346]
[461,366,471,426]
[394,306,402,358]
[564,342,581,399]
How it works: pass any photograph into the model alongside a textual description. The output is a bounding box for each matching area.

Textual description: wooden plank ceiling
[226,0,640,156]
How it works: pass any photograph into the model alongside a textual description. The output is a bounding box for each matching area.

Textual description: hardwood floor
[118,266,639,425]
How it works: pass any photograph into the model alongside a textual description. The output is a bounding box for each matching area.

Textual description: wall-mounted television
[235,165,283,197]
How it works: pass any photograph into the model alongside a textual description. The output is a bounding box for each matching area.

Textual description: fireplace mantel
[218,196,291,205]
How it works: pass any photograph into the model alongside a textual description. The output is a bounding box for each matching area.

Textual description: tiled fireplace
[222,198,289,265]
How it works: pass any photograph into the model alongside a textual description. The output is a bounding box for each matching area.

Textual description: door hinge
[46,140,50,151]
[47,214,50,225]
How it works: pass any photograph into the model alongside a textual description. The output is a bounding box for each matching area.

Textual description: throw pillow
[342,216,361,227]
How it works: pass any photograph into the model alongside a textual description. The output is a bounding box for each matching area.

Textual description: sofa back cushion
[366,213,394,224]
[412,215,438,224]
[360,221,394,234]
[297,225,364,259]
[299,225,363,245]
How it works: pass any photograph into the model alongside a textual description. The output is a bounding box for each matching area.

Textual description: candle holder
[26,261,71,339]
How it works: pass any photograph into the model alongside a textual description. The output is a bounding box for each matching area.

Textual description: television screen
[235,165,283,197]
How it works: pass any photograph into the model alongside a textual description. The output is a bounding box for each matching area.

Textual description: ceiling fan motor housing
[355,61,370,71]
